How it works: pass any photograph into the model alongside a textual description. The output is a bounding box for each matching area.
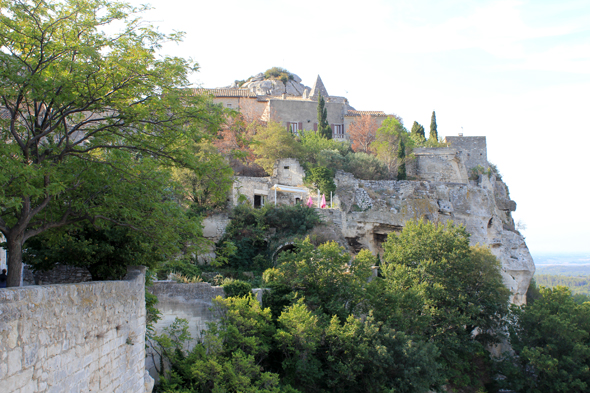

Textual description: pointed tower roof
[310,75,329,99]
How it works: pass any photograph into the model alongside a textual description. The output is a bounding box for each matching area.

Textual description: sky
[128,0,590,257]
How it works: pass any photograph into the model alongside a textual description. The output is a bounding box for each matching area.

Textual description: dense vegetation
[151,220,512,393]
[534,274,590,296]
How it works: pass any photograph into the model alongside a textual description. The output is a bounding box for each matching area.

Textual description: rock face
[321,169,534,305]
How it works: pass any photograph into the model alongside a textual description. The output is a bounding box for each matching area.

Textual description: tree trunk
[6,234,24,288]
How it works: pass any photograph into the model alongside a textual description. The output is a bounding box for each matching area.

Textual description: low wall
[0,266,148,393]
[146,282,225,378]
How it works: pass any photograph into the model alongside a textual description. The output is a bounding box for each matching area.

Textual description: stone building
[195,73,390,140]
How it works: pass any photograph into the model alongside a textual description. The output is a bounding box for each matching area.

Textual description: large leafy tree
[370,117,408,179]
[380,219,510,388]
[251,121,301,175]
[504,286,590,393]
[0,0,225,286]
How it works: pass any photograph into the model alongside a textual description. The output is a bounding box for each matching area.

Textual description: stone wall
[269,98,345,132]
[0,266,149,393]
[446,136,488,171]
[145,282,225,379]
[33,265,93,285]
[411,147,469,183]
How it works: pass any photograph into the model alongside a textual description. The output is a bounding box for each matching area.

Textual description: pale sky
[129,0,590,256]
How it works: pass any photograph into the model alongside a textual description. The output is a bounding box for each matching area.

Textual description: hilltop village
[1,68,537,392]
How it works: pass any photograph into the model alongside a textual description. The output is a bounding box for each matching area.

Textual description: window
[284,166,290,170]
[226,103,232,108]
[289,122,299,134]
[333,124,344,137]
[254,195,265,208]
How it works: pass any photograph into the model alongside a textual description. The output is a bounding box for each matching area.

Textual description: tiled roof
[192,88,257,98]
[345,110,388,117]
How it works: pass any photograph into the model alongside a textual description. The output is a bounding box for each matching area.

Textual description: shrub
[157,258,201,280]
[223,279,253,298]
[343,152,388,180]
[304,166,336,195]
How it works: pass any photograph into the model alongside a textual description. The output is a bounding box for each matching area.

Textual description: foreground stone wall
[0,266,148,393]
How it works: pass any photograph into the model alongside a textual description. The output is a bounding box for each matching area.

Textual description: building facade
[196,74,390,140]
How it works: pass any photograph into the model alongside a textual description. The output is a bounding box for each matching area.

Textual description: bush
[304,166,336,195]
[158,258,201,280]
[343,152,388,180]
[263,67,294,84]
[223,279,253,298]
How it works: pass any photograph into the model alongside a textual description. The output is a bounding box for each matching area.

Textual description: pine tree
[410,121,425,139]
[317,93,332,139]
[429,111,438,141]
[397,137,407,180]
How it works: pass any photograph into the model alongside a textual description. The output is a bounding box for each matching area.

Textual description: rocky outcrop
[322,171,535,305]
[239,72,309,97]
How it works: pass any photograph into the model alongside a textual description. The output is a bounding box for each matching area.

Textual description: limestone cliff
[205,137,535,305]
[320,163,534,305]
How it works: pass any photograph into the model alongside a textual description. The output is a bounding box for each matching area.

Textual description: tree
[251,121,301,175]
[504,286,590,393]
[411,121,425,139]
[380,220,510,388]
[370,117,407,179]
[0,0,225,286]
[267,238,374,320]
[397,137,407,180]
[429,110,438,141]
[171,141,234,214]
[348,114,378,153]
[316,93,332,139]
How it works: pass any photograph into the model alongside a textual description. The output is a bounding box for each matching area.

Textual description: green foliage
[23,223,183,281]
[152,317,288,393]
[316,94,332,139]
[303,166,336,195]
[264,67,294,84]
[535,274,590,296]
[171,141,234,214]
[398,137,407,180]
[252,121,302,175]
[503,286,590,393]
[217,204,321,271]
[380,220,510,387]
[370,117,411,179]
[158,258,202,281]
[223,280,253,298]
[321,313,441,393]
[0,0,226,286]
[411,121,426,139]
[266,238,373,320]
[298,131,349,165]
[430,110,438,141]
[342,152,388,180]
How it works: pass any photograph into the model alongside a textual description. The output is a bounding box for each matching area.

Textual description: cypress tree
[397,137,407,180]
[411,121,425,139]
[429,111,438,141]
[317,93,332,139]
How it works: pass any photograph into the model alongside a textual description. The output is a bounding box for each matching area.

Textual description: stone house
[195,74,390,140]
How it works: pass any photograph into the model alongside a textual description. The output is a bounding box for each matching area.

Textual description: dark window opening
[284,166,290,170]
[254,195,265,208]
